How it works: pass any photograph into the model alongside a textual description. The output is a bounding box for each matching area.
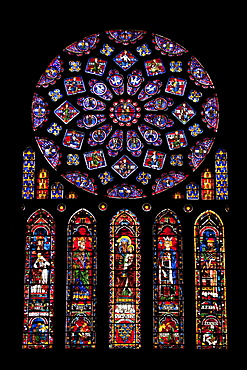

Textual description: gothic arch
[109,209,141,348]
[22,208,56,348]
[65,208,97,348]
[194,210,227,349]
[153,209,184,348]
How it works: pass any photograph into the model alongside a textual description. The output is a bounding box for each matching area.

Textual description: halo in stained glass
[32,30,219,198]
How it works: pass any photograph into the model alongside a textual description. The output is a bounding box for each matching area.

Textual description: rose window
[31,30,219,198]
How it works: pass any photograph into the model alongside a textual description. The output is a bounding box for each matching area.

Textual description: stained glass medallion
[32,30,219,198]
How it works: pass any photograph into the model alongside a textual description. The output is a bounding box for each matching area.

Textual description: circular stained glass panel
[32,30,219,198]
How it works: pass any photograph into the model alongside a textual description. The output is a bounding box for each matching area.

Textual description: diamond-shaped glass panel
[54,100,80,124]
[113,50,138,71]
[111,155,138,178]
[172,101,196,124]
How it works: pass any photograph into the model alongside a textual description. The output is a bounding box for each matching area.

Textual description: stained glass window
[30,30,219,199]
[109,209,141,348]
[153,209,184,348]
[65,208,97,348]
[215,149,228,200]
[22,147,35,199]
[36,168,49,199]
[18,27,233,351]
[50,182,64,199]
[186,182,199,200]
[194,210,227,349]
[201,169,214,200]
[22,209,56,348]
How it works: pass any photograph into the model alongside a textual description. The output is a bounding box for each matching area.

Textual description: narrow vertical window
[22,147,35,199]
[153,209,184,348]
[22,209,55,348]
[109,209,141,348]
[215,149,228,200]
[194,210,227,349]
[201,169,214,200]
[66,209,97,348]
[36,169,49,199]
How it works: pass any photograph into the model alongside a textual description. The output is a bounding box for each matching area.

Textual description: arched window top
[154,208,182,230]
[66,208,97,348]
[194,210,227,349]
[110,208,140,225]
[23,208,55,348]
[31,30,220,199]
[109,209,141,348]
[153,208,184,348]
[27,208,55,230]
[68,207,96,225]
[195,209,224,230]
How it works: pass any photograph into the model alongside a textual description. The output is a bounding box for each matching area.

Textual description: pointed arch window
[153,209,184,348]
[194,210,227,349]
[65,208,97,348]
[22,209,56,348]
[109,209,141,348]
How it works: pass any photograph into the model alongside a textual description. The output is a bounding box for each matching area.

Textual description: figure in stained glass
[109,210,141,348]
[66,209,97,348]
[111,155,138,178]
[36,55,64,88]
[153,209,184,348]
[188,57,214,88]
[64,34,100,56]
[84,149,107,170]
[64,76,86,95]
[143,149,166,170]
[194,211,227,349]
[63,129,85,150]
[172,102,196,124]
[23,209,55,348]
[166,130,188,150]
[113,50,138,70]
[54,100,79,124]
[85,57,107,76]
[106,30,146,45]
[165,77,187,96]
[144,58,166,76]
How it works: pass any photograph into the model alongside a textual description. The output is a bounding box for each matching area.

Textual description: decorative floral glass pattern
[31,30,219,199]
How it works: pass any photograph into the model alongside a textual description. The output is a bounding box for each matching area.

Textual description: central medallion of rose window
[109,99,141,126]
